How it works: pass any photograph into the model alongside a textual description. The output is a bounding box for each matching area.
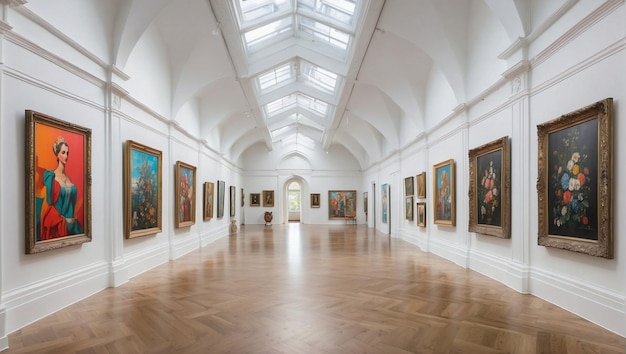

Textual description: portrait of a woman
[40,136,83,240]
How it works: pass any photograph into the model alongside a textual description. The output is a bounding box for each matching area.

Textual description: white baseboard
[2,262,109,334]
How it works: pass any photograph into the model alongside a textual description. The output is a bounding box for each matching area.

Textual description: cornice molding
[0,0,27,7]
[0,20,12,35]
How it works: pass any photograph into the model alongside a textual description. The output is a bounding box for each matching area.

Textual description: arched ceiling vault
[112,0,522,168]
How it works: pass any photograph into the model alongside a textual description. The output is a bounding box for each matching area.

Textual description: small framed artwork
[381,183,389,224]
[405,196,413,221]
[416,172,426,199]
[175,161,196,228]
[241,188,244,207]
[328,190,357,219]
[263,190,274,207]
[417,202,426,227]
[250,193,260,207]
[230,186,236,217]
[404,176,414,196]
[311,193,321,208]
[124,140,162,239]
[433,159,455,226]
[468,137,511,238]
[203,182,214,221]
[537,98,613,258]
[217,180,225,218]
[25,110,92,254]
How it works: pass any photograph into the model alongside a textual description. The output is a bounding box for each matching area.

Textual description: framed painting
[468,137,511,238]
[404,176,414,196]
[537,98,613,258]
[328,190,356,220]
[263,190,274,207]
[311,193,321,208]
[250,193,260,206]
[25,110,92,254]
[175,161,196,228]
[124,140,162,239]
[416,172,426,199]
[217,180,225,218]
[381,184,388,223]
[405,196,413,221]
[417,202,426,227]
[203,182,214,221]
[230,186,236,217]
[241,188,244,207]
[433,159,455,226]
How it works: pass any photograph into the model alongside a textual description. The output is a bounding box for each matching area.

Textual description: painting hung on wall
[310,193,321,208]
[241,188,244,207]
[416,172,426,199]
[468,137,511,238]
[537,98,613,258]
[433,159,455,226]
[217,180,225,218]
[25,110,92,254]
[203,182,214,221]
[404,176,414,196]
[250,193,260,206]
[381,184,388,224]
[363,192,368,214]
[417,202,426,227]
[405,196,413,221]
[175,161,196,228]
[230,186,236,217]
[328,190,356,220]
[263,190,274,207]
[124,140,162,239]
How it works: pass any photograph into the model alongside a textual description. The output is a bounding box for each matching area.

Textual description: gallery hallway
[6,224,625,353]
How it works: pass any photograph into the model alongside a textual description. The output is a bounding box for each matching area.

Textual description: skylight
[237,0,292,24]
[300,60,338,94]
[257,62,295,92]
[297,0,357,28]
[243,17,293,52]
[264,93,330,117]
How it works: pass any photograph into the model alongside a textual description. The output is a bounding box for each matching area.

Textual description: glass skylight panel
[258,63,294,93]
[243,16,293,51]
[265,93,297,116]
[298,16,350,51]
[297,133,316,148]
[298,93,329,116]
[297,0,356,27]
[300,61,338,94]
[271,125,292,139]
[237,0,292,24]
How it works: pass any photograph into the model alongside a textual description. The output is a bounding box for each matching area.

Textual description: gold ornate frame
[416,172,426,199]
[203,182,214,221]
[124,140,162,239]
[310,193,321,208]
[537,98,613,258]
[404,176,414,196]
[432,159,455,226]
[175,161,196,228]
[468,137,510,238]
[262,190,274,207]
[25,110,92,253]
[250,193,260,207]
[416,202,426,227]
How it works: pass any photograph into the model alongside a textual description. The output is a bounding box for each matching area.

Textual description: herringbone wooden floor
[6,224,625,353]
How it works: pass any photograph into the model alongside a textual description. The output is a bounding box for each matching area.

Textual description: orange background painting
[34,121,85,233]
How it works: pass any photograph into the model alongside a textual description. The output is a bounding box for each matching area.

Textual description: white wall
[0,3,239,348]
[367,0,626,337]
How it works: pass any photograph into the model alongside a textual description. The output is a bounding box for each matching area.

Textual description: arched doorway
[287,181,301,222]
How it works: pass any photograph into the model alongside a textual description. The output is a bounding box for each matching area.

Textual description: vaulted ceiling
[105,0,530,169]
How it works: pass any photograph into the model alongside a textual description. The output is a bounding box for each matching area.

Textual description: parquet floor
[6,224,625,353]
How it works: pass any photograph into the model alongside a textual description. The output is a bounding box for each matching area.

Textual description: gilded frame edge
[468,136,511,238]
[124,140,163,239]
[416,172,426,199]
[432,159,456,226]
[310,193,321,208]
[174,160,196,228]
[537,98,613,259]
[25,110,92,254]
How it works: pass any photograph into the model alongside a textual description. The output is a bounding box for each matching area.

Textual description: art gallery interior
[0,0,625,350]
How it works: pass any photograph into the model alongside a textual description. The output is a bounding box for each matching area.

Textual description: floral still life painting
[469,137,510,238]
[537,98,613,258]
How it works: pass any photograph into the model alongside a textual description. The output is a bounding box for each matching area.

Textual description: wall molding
[530,266,626,337]
[3,66,104,112]
[2,261,110,333]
